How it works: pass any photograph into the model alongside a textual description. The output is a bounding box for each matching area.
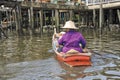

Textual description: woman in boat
[58,20,86,53]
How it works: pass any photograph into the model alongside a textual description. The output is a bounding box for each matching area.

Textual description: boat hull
[56,52,91,67]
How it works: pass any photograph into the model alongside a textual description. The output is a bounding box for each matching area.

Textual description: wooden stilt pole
[109,9,112,24]
[39,9,43,36]
[51,10,54,26]
[15,5,22,35]
[30,6,34,34]
[55,9,59,32]
[99,2,103,33]
[117,9,120,23]
[28,9,32,36]
[69,10,73,21]
[93,9,96,27]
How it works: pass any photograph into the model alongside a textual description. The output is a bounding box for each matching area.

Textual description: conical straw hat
[62,21,78,29]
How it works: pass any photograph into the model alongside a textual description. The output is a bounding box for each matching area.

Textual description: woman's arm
[80,34,86,49]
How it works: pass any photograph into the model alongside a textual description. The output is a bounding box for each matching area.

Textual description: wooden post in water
[55,9,59,32]
[15,5,23,36]
[0,11,2,38]
[51,10,55,33]
[85,11,88,26]
[30,6,34,35]
[15,6,19,34]
[28,6,34,36]
[69,10,73,20]
[0,11,1,24]
[43,11,46,26]
[35,11,39,31]
[78,11,80,26]
[81,12,85,25]
[14,9,18,32]
[64,12,66,24]
[86,11,89,26]
[117,9,120,23]
[28,9,31,35]
[39,9,43,36]
[66,11,69,21]
[99,2,103,32]
[109,9,113,24]
[93,9,96,27]
[19,5,23,32]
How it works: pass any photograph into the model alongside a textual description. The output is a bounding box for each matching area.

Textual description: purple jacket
[58,30,86,53]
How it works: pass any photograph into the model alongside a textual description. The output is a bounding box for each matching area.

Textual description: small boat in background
[52,33,92,67]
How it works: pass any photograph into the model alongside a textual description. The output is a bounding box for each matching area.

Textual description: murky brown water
[0,28,120,80]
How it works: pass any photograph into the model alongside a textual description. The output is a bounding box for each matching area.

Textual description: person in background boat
[58,20,87,53]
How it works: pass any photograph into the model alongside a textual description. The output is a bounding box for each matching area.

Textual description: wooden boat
[55,52,92,67]
[52,32,92,67]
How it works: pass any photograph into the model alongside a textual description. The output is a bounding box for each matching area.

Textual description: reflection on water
[0,28,120,80]
[0,36,53,64]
